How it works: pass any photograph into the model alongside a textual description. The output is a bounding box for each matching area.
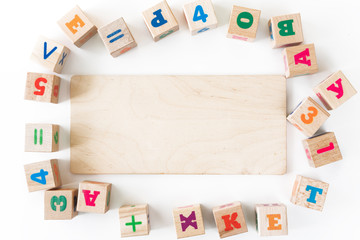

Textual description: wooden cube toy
[119,204,150,237]
[213,202,248,238]
[98,17,137,57]
[24,159,61,192]
[227,6,261,41]
[25,124,59,152]
[314,71,357,110]
[58,5,97,47]
[44,188,78,220]
[255,203,288,236]
[25,72,61,104]
[287,97,329,137]
[173,204,205,238]
[283,43,318,78]
[291,175,329,211]
[268,13,304,48]
[77,181,111,214]
[183,0,217,36]
[143,0,179,41]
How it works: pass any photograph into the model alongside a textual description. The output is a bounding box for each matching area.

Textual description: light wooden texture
[173,204,205,238]
[25,72,61,104]
[98,17,137,57]
[57,5,97,47]
[119,204,150,237]
[287,97,329,137]
[227,6,261,41]
[44,188,78,220]
[77,181,111,214]
[70,75,286,175]
[255,203,288,236]
[25,124,59,152]
[314,70,357,110]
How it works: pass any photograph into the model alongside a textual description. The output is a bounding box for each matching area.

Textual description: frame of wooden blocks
[314,71,357,110]
[98,17,137,57]
[119,204,150,237]
[143,0,179,41]
[183,0,217,36]
[173,204,205,239]
[31,36,70,74]
[25,72,61,104]
[213,202,248,238]
[287,97,329,137]
[25,123,59,152]
[268,13,304,48]
[24,159,61,192]
[44,188,78,220]
[58,5,97,47]
[227,6,261,41]
[255,203,288,236]
[77,181,112,214]
[291,175,329,211]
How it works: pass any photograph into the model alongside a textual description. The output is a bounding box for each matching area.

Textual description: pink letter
[326,78,344,99]
[294,48,311,66]
[82,190,100,206]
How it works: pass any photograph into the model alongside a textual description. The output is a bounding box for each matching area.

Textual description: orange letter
[65,14,85,34]
[267,214,282,230]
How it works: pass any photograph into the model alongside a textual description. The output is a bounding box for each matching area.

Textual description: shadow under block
[24,159,62,192]
[119,204,150,237]
[98,17,137,57]
[213,202,248,238]
[173,204,205,238]
[44,188,78,220]
[77,181,111,214]
[291,175,329,211]
[143,0,179,41]
[183,0,217,35]
[58,5,97,47]
[25,72,61,104]
[255,203,288,236]
[25,124,59,152]
[227,6,261,41]
[287,97,329,137]
[70,75,286,174]
[314,71,357,110]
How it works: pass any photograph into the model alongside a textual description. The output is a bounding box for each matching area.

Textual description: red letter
[326,78,344,99]
[222,212,241,231]
[34,77,47,96]
[82,190,100,206]
[294,48,311,66]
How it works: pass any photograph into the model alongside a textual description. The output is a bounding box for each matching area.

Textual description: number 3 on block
[301,106,318,124]
[193,5,208,23]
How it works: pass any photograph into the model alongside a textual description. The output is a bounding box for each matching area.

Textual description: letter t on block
[173,204,205,239]
[255,204,288,236]
[77,181,112,214]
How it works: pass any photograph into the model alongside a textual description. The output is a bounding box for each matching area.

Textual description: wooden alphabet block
[25,124,59,152]
[173,204,205,238]
[25,72,60,104]
[183,0,217,36]
[24,159,61,192]
[314,71,357,110]
[98,18,137,57]
[58,5,97,47]
[291,175,329,211]
[143,0,179,42]
[77,181,111,214]
[227,6,261,41]
[213,202,248,238]
[44,188,78,220]
[255,203,288,236]
[31,36,70,74]
[268,13,304,48]
[119,204,150,237]
[287,97,329,137]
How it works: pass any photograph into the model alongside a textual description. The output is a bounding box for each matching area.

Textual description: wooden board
[70,75,286,174]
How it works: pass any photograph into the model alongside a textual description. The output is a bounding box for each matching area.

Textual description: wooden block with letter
[227,6,261,41]
[77,181,111,214]
[183,0,217,35]
[25,123,59,152]
[119,204,150,237]
[44,188,78,220]
[173,204,205,238]
[255,203,288,236]
[25,72,60,104]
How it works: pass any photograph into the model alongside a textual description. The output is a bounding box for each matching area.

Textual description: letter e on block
[255,203,288,236]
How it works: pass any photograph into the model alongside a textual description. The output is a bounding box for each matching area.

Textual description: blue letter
[306,185,323,204]
[151,9,167,28]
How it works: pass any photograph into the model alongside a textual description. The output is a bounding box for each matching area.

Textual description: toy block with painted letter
[255,203,288,236]
[58,5,97,47]
[227,6,261,41]
[119,204,150,237]
[143,0,179,42]
[77,181,112,214]
[314,71,357,110]
[287,97,329,137]
[98,18,137,58]
[44,188,78,220]
[25,124,59,152]
[291,175,329,211]
[213,202,248,238]
[173,204,205,238]
[25,72,61,104]
[24,159,61,192]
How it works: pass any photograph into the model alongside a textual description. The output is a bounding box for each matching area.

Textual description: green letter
[237,12,253,29]
[278,19,295,36]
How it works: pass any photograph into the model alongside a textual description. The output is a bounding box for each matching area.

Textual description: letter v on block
[180,211,198,231]
[82,190,100,206]
[43,42,58,60]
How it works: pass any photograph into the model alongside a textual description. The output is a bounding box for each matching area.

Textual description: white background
[1,0,359,239]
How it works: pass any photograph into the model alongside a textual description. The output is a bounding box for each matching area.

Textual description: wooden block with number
[24,159,61,192]
[143,0,179,42]
[314,71,357,110]
[119,204,150,237]
[77,181,111,214]
[255,203,288,236]
[44,188,78,220]
[98,18,137,57]
[287,97,329,137]
[25,124,59,152]
[291,175,329,211]
[227,6,261,41]
[58,5,97,47]
[173,204,205,238]
[25,72,60,104]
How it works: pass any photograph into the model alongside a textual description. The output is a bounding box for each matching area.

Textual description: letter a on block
[151,9,168,27]
[306,185,323,204]
[326,79,344,99]
[82,190,100,206]
[267,214,282,230]
[222,212,242,231]
[180,211,198,231]
[294,48,311,66]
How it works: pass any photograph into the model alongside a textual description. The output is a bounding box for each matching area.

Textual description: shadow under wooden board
[70,75,286,174]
